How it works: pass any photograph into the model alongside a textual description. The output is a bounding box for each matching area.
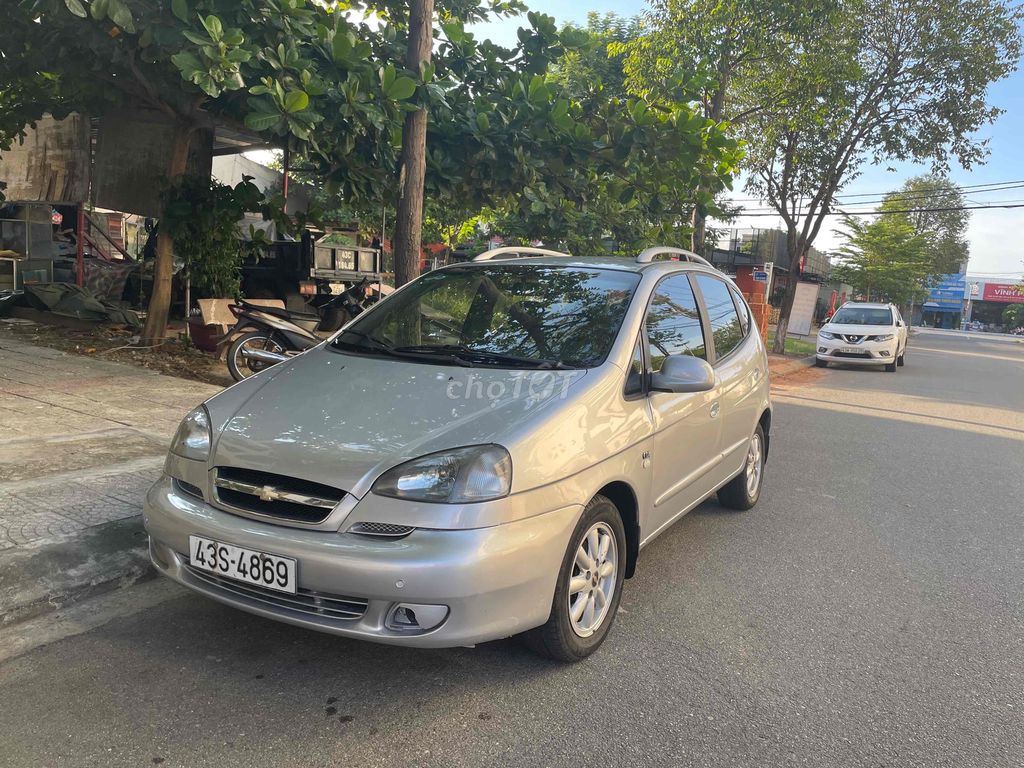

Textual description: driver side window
[645,275,707,372]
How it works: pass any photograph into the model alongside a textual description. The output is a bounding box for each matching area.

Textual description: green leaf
[284,90,309,113]
[201,15,223,42]
[332,31,353,63]
[64,0,87,18]
[90,0,109,20]
[387,77,417,101]
[108,0,133,31]
[170,51,204,76]
[244,110,284,132]
[171,0,189,23]
[182,30,210,46]
[476,112,490,132]
[380,64,396,92]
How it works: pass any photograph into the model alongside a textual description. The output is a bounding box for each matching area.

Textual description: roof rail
[473,246,572,261]
[636,246,714,268]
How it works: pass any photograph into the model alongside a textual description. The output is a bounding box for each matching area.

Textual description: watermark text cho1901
[446,371,575,403]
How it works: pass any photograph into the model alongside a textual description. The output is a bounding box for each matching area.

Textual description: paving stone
[0,509,86,547]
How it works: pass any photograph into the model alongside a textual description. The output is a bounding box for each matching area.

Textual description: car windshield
[331,264,641,368]
[830,306,893,326]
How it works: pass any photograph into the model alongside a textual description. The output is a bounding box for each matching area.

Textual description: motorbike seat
[238,301,319,323]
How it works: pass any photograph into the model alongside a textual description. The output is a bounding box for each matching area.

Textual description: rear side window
[645,274,706,371]
[693,275,744,360]
[729,285,751,337]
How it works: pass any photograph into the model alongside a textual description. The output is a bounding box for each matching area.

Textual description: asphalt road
[2,330,1022,768]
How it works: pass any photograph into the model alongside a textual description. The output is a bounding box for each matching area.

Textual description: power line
[724,179,1024,204]
[731,202,1024,218]
[735,191,1024,214]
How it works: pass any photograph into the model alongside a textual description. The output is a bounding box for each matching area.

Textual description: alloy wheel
[567,522,618,638]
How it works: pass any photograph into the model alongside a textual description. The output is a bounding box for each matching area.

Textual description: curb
[0,516,155,628]
[768,354,817,379]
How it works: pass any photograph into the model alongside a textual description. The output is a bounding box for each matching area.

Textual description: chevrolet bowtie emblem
[258,485,281,502]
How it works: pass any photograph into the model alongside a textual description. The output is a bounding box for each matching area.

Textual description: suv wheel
[897,349,906,367]
[525,495,626,662]
[717,424,766,511]
[885,360,897,372]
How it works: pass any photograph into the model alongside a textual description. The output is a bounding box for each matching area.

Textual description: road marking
[910,347,1024,364]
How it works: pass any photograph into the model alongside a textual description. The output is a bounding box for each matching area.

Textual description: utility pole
[392,0,433,288]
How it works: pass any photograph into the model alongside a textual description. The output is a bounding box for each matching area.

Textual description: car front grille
[213,467,345,524]
[834,351,873,359]
[841,334,867,343]
[183,562,368,621]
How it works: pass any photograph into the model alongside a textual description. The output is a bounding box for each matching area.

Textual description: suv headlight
[372,445,512,503]
[818,331,835,340]
[170,406,212,461]
[873,333,895,342]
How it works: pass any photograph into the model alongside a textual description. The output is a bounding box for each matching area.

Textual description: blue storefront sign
[924,273,966,312]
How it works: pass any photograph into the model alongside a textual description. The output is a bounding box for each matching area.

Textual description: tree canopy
[735,0,1021,352]
[831,213,933,306]
[880,175,970,276]
[2,0,741,337]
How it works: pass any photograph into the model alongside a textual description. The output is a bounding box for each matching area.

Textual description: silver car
[145,246,772,661]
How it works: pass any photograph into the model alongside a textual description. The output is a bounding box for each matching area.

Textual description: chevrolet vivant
[145,246,772,661]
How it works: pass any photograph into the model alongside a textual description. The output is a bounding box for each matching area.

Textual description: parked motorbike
[223,279,373,381]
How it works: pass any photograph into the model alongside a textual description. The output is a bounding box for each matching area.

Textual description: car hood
[208,346,589,496]
[822,323,894,336]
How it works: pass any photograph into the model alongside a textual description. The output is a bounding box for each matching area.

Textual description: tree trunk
[771,227,803,355]
[392,0,434,288]
[141,121,192,344]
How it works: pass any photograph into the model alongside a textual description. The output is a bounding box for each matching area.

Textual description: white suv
[815,302,907,372]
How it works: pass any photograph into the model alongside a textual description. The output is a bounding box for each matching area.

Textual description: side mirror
[650,355,716,394]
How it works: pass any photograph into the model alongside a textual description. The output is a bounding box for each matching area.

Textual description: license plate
[839,347,862,354]
[189,535,297,594]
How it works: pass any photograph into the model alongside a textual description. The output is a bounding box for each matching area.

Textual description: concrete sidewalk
[0,338,220,625]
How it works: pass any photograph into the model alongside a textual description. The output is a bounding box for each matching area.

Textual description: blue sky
[471,1,1024,276]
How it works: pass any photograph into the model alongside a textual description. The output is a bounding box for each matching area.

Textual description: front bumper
[815,336,898,365]
[144,476,582,647]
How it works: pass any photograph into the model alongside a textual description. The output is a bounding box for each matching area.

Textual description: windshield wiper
[333,333,474,366]
[393,344,578,369]
[335,330,393,351]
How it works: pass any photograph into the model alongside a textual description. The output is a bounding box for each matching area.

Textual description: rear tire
[717,424,766,511]
[524,495,626,662]
[227,331,286,381]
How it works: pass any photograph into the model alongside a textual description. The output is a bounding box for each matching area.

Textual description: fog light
[386,603,449,631]
[818,346,828,353]
[879,350,891,357]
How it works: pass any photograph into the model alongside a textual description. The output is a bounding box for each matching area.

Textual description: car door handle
[710,401,720,419]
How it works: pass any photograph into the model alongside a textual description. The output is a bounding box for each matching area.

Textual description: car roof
[451,254,729,278]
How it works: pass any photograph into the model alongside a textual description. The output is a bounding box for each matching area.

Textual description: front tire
[885,360,897,372]
[897,349,906,367]
[717,424,766,511]
[815,357,828,368]
[525,495,626,662]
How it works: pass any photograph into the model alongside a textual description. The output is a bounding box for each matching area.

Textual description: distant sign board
[982,282,1024,303]
[753,270,768,283]
[788,282,819,337]
[927,274,966,309]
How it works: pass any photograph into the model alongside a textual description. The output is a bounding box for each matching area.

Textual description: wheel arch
[758,408,772,460]
[595,481,640,579]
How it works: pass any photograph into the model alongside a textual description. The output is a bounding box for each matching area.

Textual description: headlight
[170,406,211,461]
[372,445,512,503]
[873,334,895,342]
[818,331,836,340]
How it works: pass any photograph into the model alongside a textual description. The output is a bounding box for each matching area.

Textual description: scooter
[223,279,372,381]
